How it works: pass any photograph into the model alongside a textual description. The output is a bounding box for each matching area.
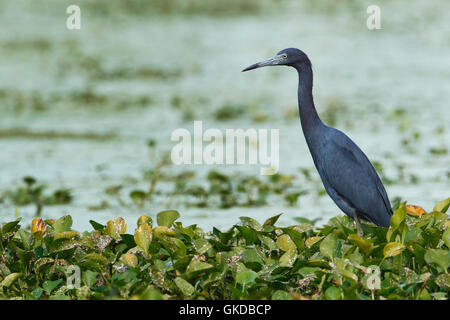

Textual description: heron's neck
[294,63,322,134]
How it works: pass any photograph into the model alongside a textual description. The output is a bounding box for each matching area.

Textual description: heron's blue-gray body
[243,48,393,228]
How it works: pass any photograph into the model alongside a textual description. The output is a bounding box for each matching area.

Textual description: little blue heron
[243,48,392,235]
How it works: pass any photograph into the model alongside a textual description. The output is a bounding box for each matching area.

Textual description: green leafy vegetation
[0,199,448,300]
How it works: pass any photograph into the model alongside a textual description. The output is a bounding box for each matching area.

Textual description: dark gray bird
[243,48,392,235]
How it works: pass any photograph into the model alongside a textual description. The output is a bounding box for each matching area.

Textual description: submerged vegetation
[0,199,449,300]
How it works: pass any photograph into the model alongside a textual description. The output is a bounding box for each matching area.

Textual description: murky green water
[0,0,448,231]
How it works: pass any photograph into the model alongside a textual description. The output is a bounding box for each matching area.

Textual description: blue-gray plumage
[243,48,392,234]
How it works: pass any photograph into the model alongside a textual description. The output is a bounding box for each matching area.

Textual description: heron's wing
[318,128,392,227]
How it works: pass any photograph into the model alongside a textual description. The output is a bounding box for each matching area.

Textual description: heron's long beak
[242,54,285,72]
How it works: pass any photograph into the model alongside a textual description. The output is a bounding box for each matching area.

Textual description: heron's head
[242,48,311,72]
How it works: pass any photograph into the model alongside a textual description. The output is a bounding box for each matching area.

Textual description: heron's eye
[281,54,287,59]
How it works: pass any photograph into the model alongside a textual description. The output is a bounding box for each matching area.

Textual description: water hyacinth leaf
[281,228,305,250]
[160,237,187,258]
[82,270,99,288]
[105,217,127,240]
[186,258,214,277]
[258,234,277,250]
[348,234,372,255]
[30,218,46,236]
[1,218,21,234]
[235,226,259,245]
[325,286,341,300]
[263,213,282,227]
[43,278,63,295]
[153,225,177,238]
[433,197,450,213]
[241,248,264,268]
[390,204,406,231]
[424,249,450,272]
[121,253,138,268]
[53,215,73,234]
[236,270,257,286]
[156,210,180,227]
[30,288,43,299]
[84,252,110,265]
[434,273,450,289]
[279,248,297,267]
[174,277,195,297]
[137,214,153,228]
[134,223,152,254]
[193,238,212,254]
[54,231,79,240]
[320,233,338,259]
[272,290,292,300]
[333,258,358,284]
[239,216,262,231]
[120,233,137,248]
[307,257,330,268]
[383,242,406,258]
[89,220,105,231]
[276,234,296,252]
[0,273,22,288]
[305,236,323,248]
[443,228,450,249]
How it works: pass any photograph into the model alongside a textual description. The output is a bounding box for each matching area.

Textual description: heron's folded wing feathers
[318,129,392,226]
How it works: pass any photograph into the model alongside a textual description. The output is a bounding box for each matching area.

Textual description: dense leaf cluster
[0,198,449,300]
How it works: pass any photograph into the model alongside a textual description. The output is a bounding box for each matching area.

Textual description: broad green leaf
[89,220,105,231]
[43,278,63,295]
[325,286,341,300]
[258,235,277,250]
[435,273,450,289]
[235,270,257,286]
[235,226,259,245]
[383,242,406,258]
[186,258,213,276]
[54,231,79,240]
[174,277,195,297]
[280,248,297,267]
[1,218,21,234]
[281,228,305,250]
[433,197,450,213]
[153,226,177,238]
[82,270,99,288]
[0,273,22,288]
[263,214,282,226]
[53,215,73,234]
[105,217,127,240]
[272,290,292,300]
[424,249,450,272]
[276,234,296,252]
[443,228,450,249]
[193,239,212,254]
[121,253,138,268]
[239,217,262,231]
[157,210,180,227]
[134,223,152,255]
[305,236,323,248]
[348,234,372,255]
[390,204,406,230]
[320,233,338,259]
